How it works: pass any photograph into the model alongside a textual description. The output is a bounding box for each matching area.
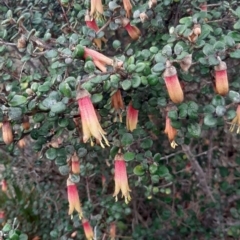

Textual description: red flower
[163,61,184,104]
[2,120,13,145]
[77,88,109,148]
[113,152,131,204]
[1,180,7,192]
[122,18,141,40]
[126,101,138,132]
[214,57,229,96]
[67,179,83,218]
[82,219,94,240]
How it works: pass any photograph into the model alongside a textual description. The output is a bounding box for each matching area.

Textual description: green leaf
[131,75,141,88]
[168,110,178,120]
[121,133,133,146]
[59,82,72,97]
[91,93,103,103]
[50,230,58,238]
[59,165,70,175]
[204,114,217,127]
[187,101,198,118]
[45,49,58,58]
[211,95,225,106]
[45,148,57,160]
[78,148,87,157]
[140,139,153,149]
[203,44,214,56]
[33,113,45,123]
[147,75,159,86]
[228,90,240,103]
[152,62,165,73]
[124,152,135,161]
[187,123,201,138]
[158,165,169,177]
[135,62,146,73]
[216,106,226,117]
[149,164,158,174]
[121,80,131,90]
[133,165,145,176]
[9,95,27,106]
[234,19,240,30]
[230,49,240,58]
[178,103,188,118]
[50,102,66,114]
[19,234,28,240]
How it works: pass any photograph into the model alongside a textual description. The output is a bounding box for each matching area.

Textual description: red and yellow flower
[71,152,80,174]
[122,18,141,40]
[230,105,240,133]
[111,89,124,122]
[163,61,184,104]
[67,179,83,218]
[77,88,109,148]
[164,115,178,149]
[126,101,138,132]
[82,219,94,240]
[123,0,132,18]
[113,152,131,204]
[214,57,229,96]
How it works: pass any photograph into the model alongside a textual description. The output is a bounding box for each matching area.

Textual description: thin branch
[181,144,216,202]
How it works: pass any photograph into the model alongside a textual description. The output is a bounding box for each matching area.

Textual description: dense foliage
[1,0,240,239]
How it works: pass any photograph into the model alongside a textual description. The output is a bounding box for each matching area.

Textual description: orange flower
[22,115,30,130]
[123,0,132,18]
[113,152,131,204]
[111,89,124,122]
[109,222,116,240]
[164,115,178,148]
[71,152,80,174]
[2,120,13,145]
[126,101,138,132]
[214,57,229,96]
[163,61,184,104]
[85,11,107,49]
[67,179,83,218]
[82,219,94,240]
[230,105,240,133]
[90,0,103,18]
[18,138,26,148]
[1,180,7,192]
[77,88,109,148]
[122,18,141,40]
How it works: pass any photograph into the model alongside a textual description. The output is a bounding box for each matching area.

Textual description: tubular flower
[113,152,131,204]
[90,0,103,18]
[82,219,94,240]
[164,115,178,149]
[126,101,138,132]
[1,180,7,192]
[2,120,13,145]
[67,179,83,219]
[230,105,240,133]
[109,222,116,240]
[71,152,80,174]
[85,11,107,49]
[123,0,132,18]
[77,88,109,148]
[163,61,184,104]
[84,47,113,72]
[111,89,124,122]
[214,57,229,96]
[122,18,141,40]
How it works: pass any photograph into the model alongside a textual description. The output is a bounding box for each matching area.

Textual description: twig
[96,18,112,35]
[181,144,216,202]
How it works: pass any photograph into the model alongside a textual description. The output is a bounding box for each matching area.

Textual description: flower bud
[2,120,13,145]
[139,12,148,23]
[71,152,80,174]
[122,18,141,40]
[17,35,27,50]
[214,58,229,96]
[22,115,30,130]
[180,54,192,72]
